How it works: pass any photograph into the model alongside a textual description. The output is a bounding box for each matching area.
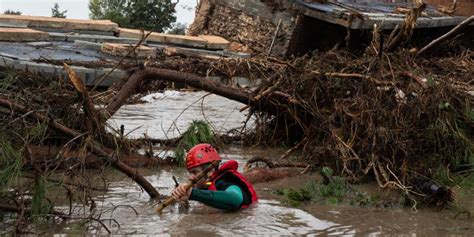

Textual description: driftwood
[64,63,105,135]
[386,3,426,52]
[135,134,243,147]
[417,15,474,56]
[436,0,459,15]
[399,71,429,89]
[27,145,162,169]
[0,203,65,216]
[243,156,308,172]
[0,97,160,199]
[106,68,261,118]
[243,167,304,184]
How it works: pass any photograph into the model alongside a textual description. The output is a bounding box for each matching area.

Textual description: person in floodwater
[171,144,258,211]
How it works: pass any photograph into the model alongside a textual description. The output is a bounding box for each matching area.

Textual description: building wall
[188,0,297,57]
[188,0,472,58]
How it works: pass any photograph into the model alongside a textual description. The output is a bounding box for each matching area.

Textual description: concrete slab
[0,28,49,42]
[0,14,118,32]
[32,27,116,36]
[73,40,102,51]
[26,42,54,48]
[148,43,251,59]
[49,32,143,44]
[0,56,125,87]
[198,35,230,50]
[0,41,118,62]
[102,43,156,59]
[119,28,209,49]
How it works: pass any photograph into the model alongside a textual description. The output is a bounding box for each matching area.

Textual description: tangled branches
[246,49,473,206]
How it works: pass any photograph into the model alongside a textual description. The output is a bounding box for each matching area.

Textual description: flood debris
[1,1,473,234]
[189,0,472,57]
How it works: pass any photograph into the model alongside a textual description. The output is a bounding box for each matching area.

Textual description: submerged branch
[0,97,160,199]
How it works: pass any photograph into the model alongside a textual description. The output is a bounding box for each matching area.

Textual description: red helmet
[186,144,221,170]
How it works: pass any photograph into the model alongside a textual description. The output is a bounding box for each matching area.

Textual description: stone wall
[188,0,297,57]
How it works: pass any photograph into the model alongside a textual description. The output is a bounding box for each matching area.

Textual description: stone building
[188,0,472,58]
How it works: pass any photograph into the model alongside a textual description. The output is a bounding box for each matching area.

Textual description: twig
[0,97,160,199]
[417,15,474,56]
[267,19,282,57]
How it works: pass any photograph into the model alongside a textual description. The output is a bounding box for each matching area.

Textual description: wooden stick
[399,72,429,89]
[268,19,282,57]
[155,160,220,213]
[417,15,474,56]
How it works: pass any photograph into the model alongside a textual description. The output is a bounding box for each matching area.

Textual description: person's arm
[190,185,244,211]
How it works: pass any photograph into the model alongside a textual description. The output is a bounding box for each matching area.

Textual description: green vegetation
[30,177,52,222]
[3,10,22,15]
[51,3,67,18]
[174,120,216,166]
[274,167,398,208]
[89,0,177,32]
[167,22,187,35]
[0,138,23,192]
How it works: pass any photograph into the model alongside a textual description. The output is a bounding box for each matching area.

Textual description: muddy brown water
[47,91,474,235]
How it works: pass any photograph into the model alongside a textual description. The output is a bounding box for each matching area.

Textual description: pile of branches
[246,48,473,206]
[111,44,472,209]
[0,65,166,233]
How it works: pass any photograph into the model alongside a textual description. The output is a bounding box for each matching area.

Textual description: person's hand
[171,184,192,202]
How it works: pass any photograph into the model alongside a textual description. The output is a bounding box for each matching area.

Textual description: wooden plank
[295,1,468,30]
[0,28,49,42]
[0,14,118,32]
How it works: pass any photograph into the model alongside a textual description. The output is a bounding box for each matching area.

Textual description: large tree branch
[0,97,160,199]
[105,68,258,119]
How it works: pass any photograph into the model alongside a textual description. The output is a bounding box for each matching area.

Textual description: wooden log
[243,167,303,184]
[27,145,162,169]
[0,97,160,199]
[106,68,258,118]
[417,15,474,56]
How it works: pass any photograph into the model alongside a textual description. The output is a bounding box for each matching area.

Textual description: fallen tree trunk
[27,145,163,169]
[0,97,160,199]
[105,68,258,118]
[0,203,64,216]
[134,133,243,146]
[417,15,474,56]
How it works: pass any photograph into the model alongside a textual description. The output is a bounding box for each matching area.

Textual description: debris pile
[245,48,472,205]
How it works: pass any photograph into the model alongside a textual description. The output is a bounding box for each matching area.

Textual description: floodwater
[52,91,474,235]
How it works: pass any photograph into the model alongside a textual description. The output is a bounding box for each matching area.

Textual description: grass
[274,167,359,206]
[273,167,409,208]
[0,69,17,92]
[30,176,52,222]
[174,120,215,166]
[0,138,23,192]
